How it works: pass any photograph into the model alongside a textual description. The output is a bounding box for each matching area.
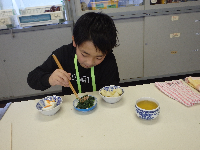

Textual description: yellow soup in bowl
[137,100,158,110]
[135,97,160,120]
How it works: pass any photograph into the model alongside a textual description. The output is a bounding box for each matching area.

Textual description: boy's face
[72,38,106,69]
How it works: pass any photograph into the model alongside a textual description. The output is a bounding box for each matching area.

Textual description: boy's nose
[86,58,95,67]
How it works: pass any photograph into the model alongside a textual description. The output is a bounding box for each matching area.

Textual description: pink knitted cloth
[155,80,200,107]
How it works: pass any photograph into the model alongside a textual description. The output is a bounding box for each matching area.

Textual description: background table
[1,83,200,150]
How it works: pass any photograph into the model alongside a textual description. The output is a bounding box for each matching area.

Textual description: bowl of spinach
[73,95,97,112]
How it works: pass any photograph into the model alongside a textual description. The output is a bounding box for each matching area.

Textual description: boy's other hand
[49,69,71,87]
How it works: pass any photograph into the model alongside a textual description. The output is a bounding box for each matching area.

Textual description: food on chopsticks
[42,100,56,111]
[137,100,158,110]
[76,95,95,109]
[100,88,123,97]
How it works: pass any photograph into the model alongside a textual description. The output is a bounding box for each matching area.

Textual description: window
[16,0,63,8]
[0,0,13,10]
[0,0,67,29]
[0,0,63,10]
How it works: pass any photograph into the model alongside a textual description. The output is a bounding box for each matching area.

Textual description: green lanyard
[74,54,96,93]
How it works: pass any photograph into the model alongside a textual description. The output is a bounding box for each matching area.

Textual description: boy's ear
[72,36,76,47]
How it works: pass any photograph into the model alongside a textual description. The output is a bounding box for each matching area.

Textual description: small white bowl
[135,97,160,120]
[99,85,124,104]
[36,95,63,116]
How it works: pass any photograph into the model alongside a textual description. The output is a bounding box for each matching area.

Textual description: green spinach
[76,95,95,109]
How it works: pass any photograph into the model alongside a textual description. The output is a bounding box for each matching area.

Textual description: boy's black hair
[73,12,119,55]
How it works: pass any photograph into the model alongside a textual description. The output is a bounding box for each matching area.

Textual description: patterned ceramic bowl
[36,95,63,116]
[73,95,97,112]
[99,85,124,104]
[135,97,160,120]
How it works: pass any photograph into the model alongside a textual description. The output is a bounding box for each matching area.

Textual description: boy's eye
[81,53,102,60]
[82,53,86,57]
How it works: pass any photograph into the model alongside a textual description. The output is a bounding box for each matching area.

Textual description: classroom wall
[144,12,200,77]
[0,26,72,100]
[113,17,144,81]
[0,11,200,100]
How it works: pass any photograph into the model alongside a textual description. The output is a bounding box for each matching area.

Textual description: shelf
[145,0,200,10]
[106,5,200,19]
[0,21,73,35]
[73,0,200,20]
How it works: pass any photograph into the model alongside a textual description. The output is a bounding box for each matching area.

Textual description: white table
[1,83,200,150]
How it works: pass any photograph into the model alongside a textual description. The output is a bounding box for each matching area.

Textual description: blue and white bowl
[99,85,124,104]
[73,95,97,112]
[135,97,160,120]
[36,95,63,116]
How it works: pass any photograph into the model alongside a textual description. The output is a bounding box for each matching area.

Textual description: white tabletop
[1,83,200,150]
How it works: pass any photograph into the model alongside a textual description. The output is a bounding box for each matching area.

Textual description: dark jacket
[27,43,120,95]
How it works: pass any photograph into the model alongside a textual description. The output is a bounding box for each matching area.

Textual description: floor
[1,72,199,109]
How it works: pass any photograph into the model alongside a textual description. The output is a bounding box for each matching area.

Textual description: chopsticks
[52,54,79,99]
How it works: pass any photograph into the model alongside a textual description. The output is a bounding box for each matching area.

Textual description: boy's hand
[49,69,71,87]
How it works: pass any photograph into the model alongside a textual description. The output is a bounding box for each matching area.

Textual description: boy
[27,12,120,95]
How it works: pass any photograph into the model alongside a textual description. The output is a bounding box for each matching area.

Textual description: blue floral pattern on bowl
[36,95,62,111]
[101,85,124,96]
[135,97,160,120]
[135,105,160,120]
[99,85,124,104]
